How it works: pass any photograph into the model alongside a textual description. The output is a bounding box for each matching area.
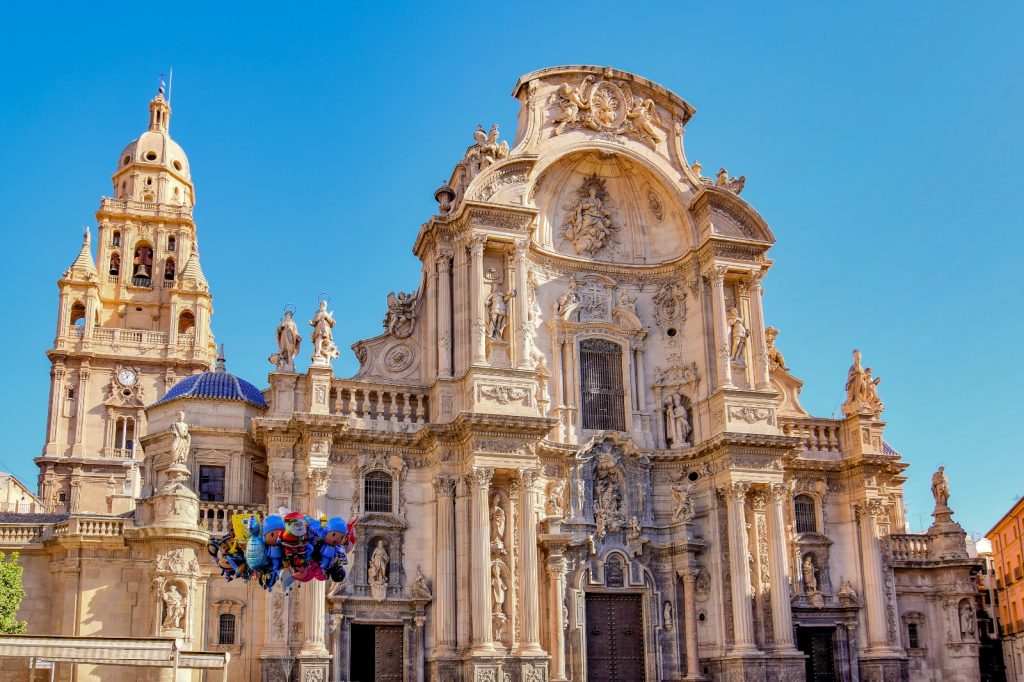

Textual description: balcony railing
[778,417,843,453]
[63,326,196,350]
[199,501,268,536]
[889,533,933,562]
[99,197,193,220]
[51,516,127,538]
[330,380,429,430]
[0,523,48,546]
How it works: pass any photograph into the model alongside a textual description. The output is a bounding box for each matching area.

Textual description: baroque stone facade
[0,66,984,682]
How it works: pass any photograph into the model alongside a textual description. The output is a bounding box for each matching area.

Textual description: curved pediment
[689,187,775,244]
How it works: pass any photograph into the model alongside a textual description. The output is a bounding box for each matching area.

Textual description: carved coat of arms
[551,76,663,145]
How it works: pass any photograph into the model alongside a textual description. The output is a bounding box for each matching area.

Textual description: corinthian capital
[722,480,751,502]
[307,466,331,496]
[770,482,791,504]
[432,476,457,498]
[470,466,494,489]
[704,265,728,285]
[678,568,700,584]
[519,468,540,491]
[469,234,487,256]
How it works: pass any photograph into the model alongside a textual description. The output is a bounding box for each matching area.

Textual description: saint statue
[368,540,389,591]
[802,555,818,594]
[665,394,690,448]
[411,566,431,600]
[663,601,674,631]
[959,601,976,638]
[491,563,507,614]
[561,176,618,256]
[726,306,748,362]
[545,480,566,517]
[490,498,505,546]
[170,411,190,465]
[271,310,301,371]
[931,466,951,509]
[161,584,185,630]
[309,299,339,364]
[485,285,515,339]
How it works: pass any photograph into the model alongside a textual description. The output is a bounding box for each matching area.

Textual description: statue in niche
[561,175,618,256]
[627,515,642,542]
[931,466,951,509]
[490,498,506,548]
[545,480,566,517]
[843,349,884,416]
[574,467,586,518]
[383,290,419,339]
[670,475,694,523]
[485,284,515,339]
[491,563,507,614]
[309,299,339,364]
[765,326,789,371]
[170,411,191,465]
[803,554,825,608]
[726,306,748,362]
[593,453,625,539]
[959,601,976,639]
[270,310,301,371]
[664,393,691,448]
[663,601,674,631]
[161,584,186,630]
[368,540,389,601]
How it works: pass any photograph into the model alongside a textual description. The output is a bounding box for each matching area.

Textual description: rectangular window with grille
[364,472,393,513]
[199,466,225,502]
[218,613,236,645]
[579,338,626,431]
[794,495,817,534]
[907,623,920,649]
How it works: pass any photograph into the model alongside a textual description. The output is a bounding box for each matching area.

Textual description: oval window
[145,151,157,161]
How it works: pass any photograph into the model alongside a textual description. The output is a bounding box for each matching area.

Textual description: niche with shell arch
[531,150,697,265]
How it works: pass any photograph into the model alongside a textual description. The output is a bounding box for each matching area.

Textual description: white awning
[0,635,229,670]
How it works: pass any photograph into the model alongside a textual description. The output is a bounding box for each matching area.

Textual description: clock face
[117,369,137,387]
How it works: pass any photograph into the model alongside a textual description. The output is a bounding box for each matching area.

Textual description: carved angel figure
[170,411,191,465]
[726,307,748,362]
[561,175,618,256]
[161,584,185,630]
[270,310,301,371]
[765,326,789,371]
[715,168,746,194]
[553,82,586,135]
[626,97,663,143]
[383,290,419,338]
[309,300,339,364]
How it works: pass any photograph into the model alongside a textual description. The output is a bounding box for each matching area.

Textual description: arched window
[579,338,626,431]
[131,243,153,287]
[167,235,176,252]
[69,302,86,327]
[178,310,195,334]
[364,472,393,513]
[164,257,176,281]
[217,614,236,645]
[794,494,817,534]
[113,416,136,454]
[108,252,121,276]
[112,230,121,247]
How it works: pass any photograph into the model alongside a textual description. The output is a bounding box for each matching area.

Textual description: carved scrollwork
[477,384,531,406]
[382,343,415,373]
[551,76,663,145]
[727,406,774,425]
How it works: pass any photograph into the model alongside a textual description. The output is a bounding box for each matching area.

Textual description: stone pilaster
[546,554,569,681]
[746,269,771,389]
[706,266,733,389]
[432,476,457,654]
[470,236,487,364]
[517,468,544,655]
[724,480,758,654]
[768,484,798,651]
[437,248,453,378]
[860,498,894,653]
[513,239,531,369]
[679,568,702,680]
[470,466,495,653]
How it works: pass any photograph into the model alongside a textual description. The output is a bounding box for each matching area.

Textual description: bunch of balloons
[207,511,357,592]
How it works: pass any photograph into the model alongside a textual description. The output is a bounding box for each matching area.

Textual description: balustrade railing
[199,501,268,536]
[778,417,843,453]
[100,197,193,219]
[51,516,127,538]
[889,533,933,562]
[63,326,173,347]
[330,380,429,430]
[0,524,48,545]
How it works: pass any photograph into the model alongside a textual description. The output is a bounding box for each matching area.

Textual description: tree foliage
[0,552,27,634]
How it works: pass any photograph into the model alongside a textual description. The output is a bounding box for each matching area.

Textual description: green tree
[0,552,27,634]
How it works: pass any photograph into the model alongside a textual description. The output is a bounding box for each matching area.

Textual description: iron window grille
[579,338,626,432]
[794,494,817,534]
[364,472,393,513]
[199,465,226,503]
[218,613,236,645]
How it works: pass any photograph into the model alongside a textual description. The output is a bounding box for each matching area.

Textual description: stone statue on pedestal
[931,466,951,509]
[309,299,339,365]
[170,411,190,465]
[270,310,301,371]
[368,540,389,602]
[486,285,515,339]
[726,306,748,362]
[161,584,185,630]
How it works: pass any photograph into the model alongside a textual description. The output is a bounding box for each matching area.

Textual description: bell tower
[36,85,216,515]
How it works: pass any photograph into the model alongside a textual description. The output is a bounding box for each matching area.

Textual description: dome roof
[114,90,191,182]
[151,370,267,410]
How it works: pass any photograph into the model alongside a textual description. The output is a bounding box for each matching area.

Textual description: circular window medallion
[145,151,157,161]
[383,344,415,373]
[173,160,183,171]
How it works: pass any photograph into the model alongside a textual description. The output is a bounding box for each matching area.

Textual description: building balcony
[60,326,200,356]
[198,501,268,536]
[99,197,193,221]
[778,416,843,454]
[329,379,430,430]
[889,533,933,562]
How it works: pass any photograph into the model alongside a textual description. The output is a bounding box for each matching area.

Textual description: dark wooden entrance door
[585,593,646,681]
[797,627,837,682]
[349,624,404,682]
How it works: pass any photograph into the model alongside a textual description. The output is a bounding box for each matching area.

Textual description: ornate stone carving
[309,299,339,365]
[647,188,664,222]
[727,406,774,425]
[155,548,200,575]
[653,357,700,391]
[105,365,145,407]
[307,467,330,496]
[765,326,788,371]
[545,480,566,517]
[715,168,746,194]
[465,124,510,177]
[670,474,694,522]
[161,583,186,629]
[551,76,663,145]
[842,349,884,417]
[269,310,301,371]
[653,282,686,328]
[471,467,494,489]
[726,306,748,362]
[382,343,415,373]
[560,175,619,256]
[410,565,432,600]
[270,471,294,495]
[485,284,516,339]
[383,290,419,338]
[478,384,530,406]
[837,579,858,606]
[368,539,389,602]
[592,453,626,539]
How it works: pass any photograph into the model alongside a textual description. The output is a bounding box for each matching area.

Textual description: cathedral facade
[1,66,984,682]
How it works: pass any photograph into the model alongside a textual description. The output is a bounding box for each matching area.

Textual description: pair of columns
[720,481,798,654]
[434,467,544,655]
[704,267,771,390]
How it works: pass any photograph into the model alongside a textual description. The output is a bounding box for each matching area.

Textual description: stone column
[72,368,90,455]
[470,467,494,653]
[432,476,457,653]
[707,266,733,389]
[746,270,771,389]
[437,249,453,378]
[860,499,892,651]
[768,484,797,651]
[301,461,332,656]
[470,236,487,364]
[46,364,65,453]
[547,556,569,681]
[513,239,531,369]
[679,569,701,679]
[518,469,544,654]
[725,481,757,653]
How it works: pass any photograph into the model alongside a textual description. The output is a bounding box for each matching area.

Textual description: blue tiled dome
[152,370,267,409]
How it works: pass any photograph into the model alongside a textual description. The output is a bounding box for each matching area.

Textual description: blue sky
[1,2,1020,533]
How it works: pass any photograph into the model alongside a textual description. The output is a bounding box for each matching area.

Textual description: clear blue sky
[1,3,1020,533]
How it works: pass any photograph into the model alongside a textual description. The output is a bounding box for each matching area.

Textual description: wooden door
[374,625,404,682]
[797,627,837,682]
[585,593,646,681]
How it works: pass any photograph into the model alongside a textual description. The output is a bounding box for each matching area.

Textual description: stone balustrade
[62,326,196,349]
[51,516,128,538]
[99,197,193,219]
[199,501,267,536]
[0,523,48,546]
[331,380,429,430]
[888,533,933,562]
[778,417,843,453]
